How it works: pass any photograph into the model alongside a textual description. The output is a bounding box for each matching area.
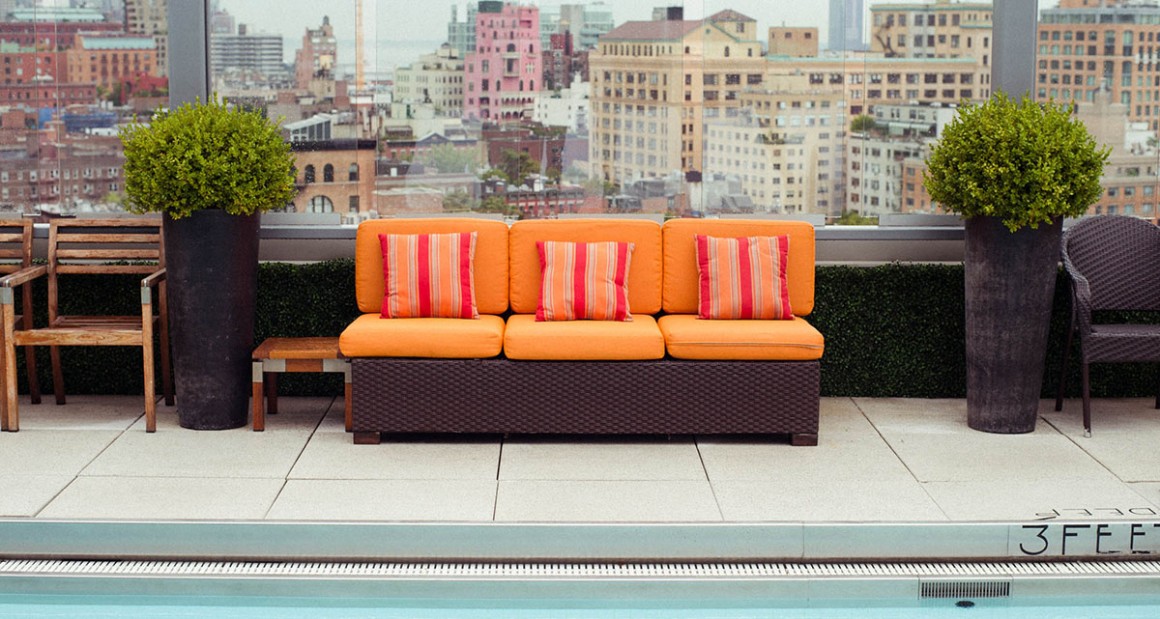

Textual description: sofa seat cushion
[340,314,505,358]
[504,314,665,361]
[658,314,824,361]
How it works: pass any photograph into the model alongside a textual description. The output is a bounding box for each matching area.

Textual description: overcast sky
[217,0,1062,71]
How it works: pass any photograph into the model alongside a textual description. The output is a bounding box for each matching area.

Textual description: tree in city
[835,210,878,226]
[442,189,476,212]
[419,143,481,174]
[477,194,514,216]
[495,149,540,186]
[850,114,879,134]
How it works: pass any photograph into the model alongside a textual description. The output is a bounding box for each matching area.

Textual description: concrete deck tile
[499,438,706,481]
[291,432,501,480]
[922,479,1159,522]
[37,477,284,520]
[698,399,913,482]
[853,398,972,434]
[881,432,1118,483]
[713,480,947,522]
[1041,401,1160,483]
[0,430,121,476]
[495,480,721,522]
[0,476,74,517]
[1127,483,1160,513]
[267,480,498,521]
[80,399,328,479]
[4,395,147,431]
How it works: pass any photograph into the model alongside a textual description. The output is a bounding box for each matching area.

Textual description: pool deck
[1,396,1159,562]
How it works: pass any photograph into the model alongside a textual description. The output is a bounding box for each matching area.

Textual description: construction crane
[355,0,366,91]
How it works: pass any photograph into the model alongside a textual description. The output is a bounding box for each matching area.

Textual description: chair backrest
[1062,215,1160,312]
[46,218,164,317]
[0,219,34,276]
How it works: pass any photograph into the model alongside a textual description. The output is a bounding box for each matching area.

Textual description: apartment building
[1038,0,1160,131]
[763,47,984,118]
[533,85,589,135]
[868,0,993,63]
[703,76,847,215]
[65,36,157,92]
[588,9,764,185]
[829,0,866,52]
[210,24,285,83]
[295,16,337,92]
[124,0,167,76]
[464,1,542,121]
[394,44,466,119]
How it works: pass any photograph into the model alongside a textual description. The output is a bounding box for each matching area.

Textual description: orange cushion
[503,314,664,360]
[537,241,633,321]
[658,314,824,361]
[355,218,508,315]
[380,232,477,318]
[510,219,662,315]
[695,234,792,320]
[339,314,505,358]
[664,219,815,316]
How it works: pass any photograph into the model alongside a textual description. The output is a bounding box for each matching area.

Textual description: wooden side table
[251,337,351,432]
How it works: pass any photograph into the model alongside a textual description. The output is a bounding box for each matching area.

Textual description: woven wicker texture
[352,358,819,437]
[1061,215,1160,364]
[1057,215,1160,432]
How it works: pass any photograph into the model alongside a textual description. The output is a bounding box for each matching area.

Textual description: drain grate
[0,560,1158,580]
[920,580,1011,599]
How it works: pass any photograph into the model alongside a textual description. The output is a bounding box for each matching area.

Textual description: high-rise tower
[828,0,865,52]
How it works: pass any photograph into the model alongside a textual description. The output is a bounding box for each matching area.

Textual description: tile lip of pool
[2,561,1160,605]
[1,520,1160,563]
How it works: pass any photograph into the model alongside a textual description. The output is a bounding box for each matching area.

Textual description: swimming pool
[1,560,1158,618]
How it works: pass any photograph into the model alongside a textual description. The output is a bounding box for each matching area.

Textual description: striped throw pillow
[536,241,634,321]
[379,232,478,319]
[694,234,793,320]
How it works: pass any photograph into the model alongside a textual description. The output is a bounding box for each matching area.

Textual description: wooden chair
[0,220,40,430]
[0,219,173,432]
[1055,215,1160,437]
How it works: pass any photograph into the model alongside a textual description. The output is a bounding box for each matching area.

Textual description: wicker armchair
[1055,215,1160,437]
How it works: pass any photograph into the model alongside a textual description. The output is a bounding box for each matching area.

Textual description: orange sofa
[340,217,824,446]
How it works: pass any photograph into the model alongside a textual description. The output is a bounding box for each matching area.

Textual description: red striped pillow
[536,241,633,321]
[694,234,793,320]
[379,232,478,319]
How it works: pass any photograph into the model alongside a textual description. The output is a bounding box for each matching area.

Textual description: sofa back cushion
[663,219,815,316]
[509,219,662,315]
[355,218,509,315]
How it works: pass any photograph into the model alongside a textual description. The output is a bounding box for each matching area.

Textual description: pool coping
[1,520,1159,562]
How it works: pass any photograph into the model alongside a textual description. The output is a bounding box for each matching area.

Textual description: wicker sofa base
[350,358,820,446]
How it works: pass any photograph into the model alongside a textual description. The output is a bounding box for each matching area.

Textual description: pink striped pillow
[694,234,793,320]
[536,241,633,321]
[379,232,478,319]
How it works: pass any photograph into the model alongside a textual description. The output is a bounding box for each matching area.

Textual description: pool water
[3,596,1160,618]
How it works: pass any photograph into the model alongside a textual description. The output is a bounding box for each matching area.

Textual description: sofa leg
[791,433,818,447]
[353,431,381,445]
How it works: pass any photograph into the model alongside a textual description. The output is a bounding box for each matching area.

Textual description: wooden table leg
[251,361,264,432]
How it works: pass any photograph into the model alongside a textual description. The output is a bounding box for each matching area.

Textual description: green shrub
[924,92,1109,232]
[120,98,297,219]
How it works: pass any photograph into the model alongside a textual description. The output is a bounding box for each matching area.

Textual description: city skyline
[215,0,1063,72]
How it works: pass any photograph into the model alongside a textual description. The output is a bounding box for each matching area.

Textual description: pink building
[464,1,541,121]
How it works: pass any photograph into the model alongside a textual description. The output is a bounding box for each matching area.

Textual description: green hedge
[13,260,1160,399]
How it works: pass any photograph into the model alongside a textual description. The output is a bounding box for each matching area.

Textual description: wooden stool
[251,337,351,432]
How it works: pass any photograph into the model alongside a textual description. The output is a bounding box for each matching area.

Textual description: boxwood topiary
[924,92,1109,232]
[120,98,297,219]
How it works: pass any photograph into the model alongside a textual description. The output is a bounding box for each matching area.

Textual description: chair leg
[1155,364,1160,410]
[142,337,156,434]
[1056,325,1075,412]
[1082,362,1092,438]
[49,346,65,405]
[24,345,39,405]
[158,290,174,407]
[2,305,18,432]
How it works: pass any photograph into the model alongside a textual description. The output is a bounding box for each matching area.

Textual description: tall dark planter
[164,210,260,430]
[964,215,1063,433]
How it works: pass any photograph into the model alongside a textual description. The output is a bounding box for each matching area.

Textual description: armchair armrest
[1069,272,1093,336]
[0,265,47,305]
[141,268,166,306]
